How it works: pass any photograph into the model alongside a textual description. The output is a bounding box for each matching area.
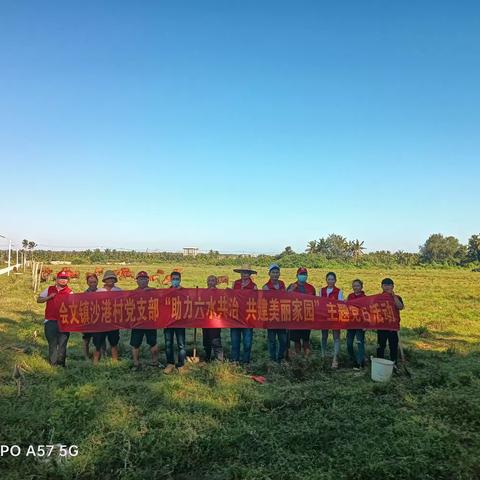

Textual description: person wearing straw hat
[230,265,257,364]
[287,267,316,356]
[263,264,288,362]
[92,270,122,365]
[37,270,74,367]
[130,271,159,369]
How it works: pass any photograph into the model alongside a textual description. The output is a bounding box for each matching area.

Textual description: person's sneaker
[163,364,176,375]
[331,357,339,369]
[177,365,188,375]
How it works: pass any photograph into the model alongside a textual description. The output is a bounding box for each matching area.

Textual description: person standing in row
[230,265,257,364]
[202,275,224,362]
[130,271,159,369]
[263,264,287,362]
[164,271,187,374]
[92,270,122,365]
[346,279,366,369]
[82,272,99,360]
[37,271,73,367]
[320,272,343,369]
[287,268,316,356]
[377,278,405,364]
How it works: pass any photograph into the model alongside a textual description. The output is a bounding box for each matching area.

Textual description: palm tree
[22,239,28,266]
[325,234,349,259]
[28,241,37,261]
[306,240,317,254]
[349,239,366,263]
[315,238,329,256]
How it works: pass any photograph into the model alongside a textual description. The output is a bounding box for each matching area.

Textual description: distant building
[183,247,199,257]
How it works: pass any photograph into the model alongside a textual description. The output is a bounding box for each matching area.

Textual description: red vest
[289,282,316,295]
[233,279,257,290]
[264,280,286,291]
[321,286,340,299]
[347,291,366,301]
[45,285,73,320]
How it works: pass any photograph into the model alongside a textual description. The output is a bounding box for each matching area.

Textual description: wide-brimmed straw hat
[233,265,257,275]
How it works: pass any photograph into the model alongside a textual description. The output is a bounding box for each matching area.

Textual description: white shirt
[326,287,343,300]
[97,287,123,292]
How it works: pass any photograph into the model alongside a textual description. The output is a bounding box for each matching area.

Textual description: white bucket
[370,356,394,382]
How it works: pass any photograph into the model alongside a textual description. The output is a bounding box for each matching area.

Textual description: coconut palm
[349,239,366,263]
[28,241,37,261]
[306,240,318,254]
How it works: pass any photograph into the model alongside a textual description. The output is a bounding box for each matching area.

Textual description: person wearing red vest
[230,265,257,363]
[130,271,159,370]
[320,271,344,369]
[346,279,366,369]
[263,264,287,362]
[36,270,73,367]
[287,267,316,356]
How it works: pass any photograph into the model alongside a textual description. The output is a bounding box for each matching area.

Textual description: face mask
[171,279,180,287]
[297,274,307,283]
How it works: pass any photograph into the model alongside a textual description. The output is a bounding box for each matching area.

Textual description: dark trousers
[202,328,224,361]
[346,329,366,366]
[377,330,399,363]
[44,320,70,366]
[267,329,288,362]
[164,328,186,367]
[230,328,253,363]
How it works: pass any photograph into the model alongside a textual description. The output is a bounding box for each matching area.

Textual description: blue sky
[0,1,479,254]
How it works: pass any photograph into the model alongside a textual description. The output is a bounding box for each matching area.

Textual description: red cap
[297,267,308,275]
[136,271,149,279]
[57,271,70,279]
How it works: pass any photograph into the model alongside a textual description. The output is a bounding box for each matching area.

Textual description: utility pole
[7,240,11,275]
[0,234,13,276]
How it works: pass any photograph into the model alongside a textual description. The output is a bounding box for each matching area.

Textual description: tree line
[1,233,479,269]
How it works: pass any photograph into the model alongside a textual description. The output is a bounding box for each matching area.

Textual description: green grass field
[1,265,479,479]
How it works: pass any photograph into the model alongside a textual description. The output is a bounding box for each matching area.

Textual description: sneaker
[163,364,176,375]
[331,357,339,369]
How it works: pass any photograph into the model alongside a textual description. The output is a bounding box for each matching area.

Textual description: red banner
[56,288,400,332]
